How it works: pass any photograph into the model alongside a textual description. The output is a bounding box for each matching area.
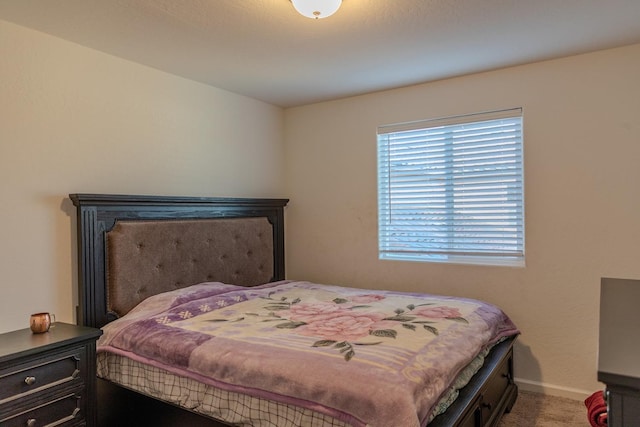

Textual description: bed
[70,193,519,427]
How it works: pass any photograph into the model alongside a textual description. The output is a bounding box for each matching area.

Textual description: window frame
[376,108,525,267]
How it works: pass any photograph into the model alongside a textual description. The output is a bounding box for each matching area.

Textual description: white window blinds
[377,108,524,266]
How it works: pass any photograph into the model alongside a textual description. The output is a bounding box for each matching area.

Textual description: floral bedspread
[98,280,518,427]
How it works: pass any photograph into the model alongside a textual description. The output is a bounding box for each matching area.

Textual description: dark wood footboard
[429,335,518,427]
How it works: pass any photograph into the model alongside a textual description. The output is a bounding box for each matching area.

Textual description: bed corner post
[272,201,287,281]
[70,194,105,328]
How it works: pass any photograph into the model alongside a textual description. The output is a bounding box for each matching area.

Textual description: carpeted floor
[498,390,588,426]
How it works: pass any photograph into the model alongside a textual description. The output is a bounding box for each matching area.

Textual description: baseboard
[515,378,595,401]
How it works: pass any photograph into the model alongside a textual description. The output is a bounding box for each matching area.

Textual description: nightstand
[0,322,102,427]
[598,278,640,427]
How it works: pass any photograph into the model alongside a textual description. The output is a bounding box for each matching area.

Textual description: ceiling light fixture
[291,0,342,19]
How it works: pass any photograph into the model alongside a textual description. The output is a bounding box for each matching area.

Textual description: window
[377,108,524,267]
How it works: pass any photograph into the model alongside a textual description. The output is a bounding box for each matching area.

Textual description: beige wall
[0,20,285,333]
[284,43,640,398]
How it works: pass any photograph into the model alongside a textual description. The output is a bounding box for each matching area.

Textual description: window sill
[379,253,525,268]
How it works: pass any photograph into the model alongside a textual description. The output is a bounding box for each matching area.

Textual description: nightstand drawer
[0,348,84,404]
[0,391,83,427]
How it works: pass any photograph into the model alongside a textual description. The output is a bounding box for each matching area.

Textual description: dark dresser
[0,322,102,427]
[598,277,640,426]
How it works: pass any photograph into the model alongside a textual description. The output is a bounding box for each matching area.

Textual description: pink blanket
[98,280,518,427]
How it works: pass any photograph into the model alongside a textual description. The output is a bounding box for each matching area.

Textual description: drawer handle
[24,376,36,386]
[27,419,36,427]
[482,402,493,411]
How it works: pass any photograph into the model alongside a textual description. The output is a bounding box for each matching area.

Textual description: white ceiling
[2,0,640,107]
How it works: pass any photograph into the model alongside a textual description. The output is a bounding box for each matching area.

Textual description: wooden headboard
[70,194,289,328]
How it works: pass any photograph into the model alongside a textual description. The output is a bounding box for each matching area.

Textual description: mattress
[98,341,494,427]
[97,280,518,426]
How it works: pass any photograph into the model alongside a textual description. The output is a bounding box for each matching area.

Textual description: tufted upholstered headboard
[70,194,288,328]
